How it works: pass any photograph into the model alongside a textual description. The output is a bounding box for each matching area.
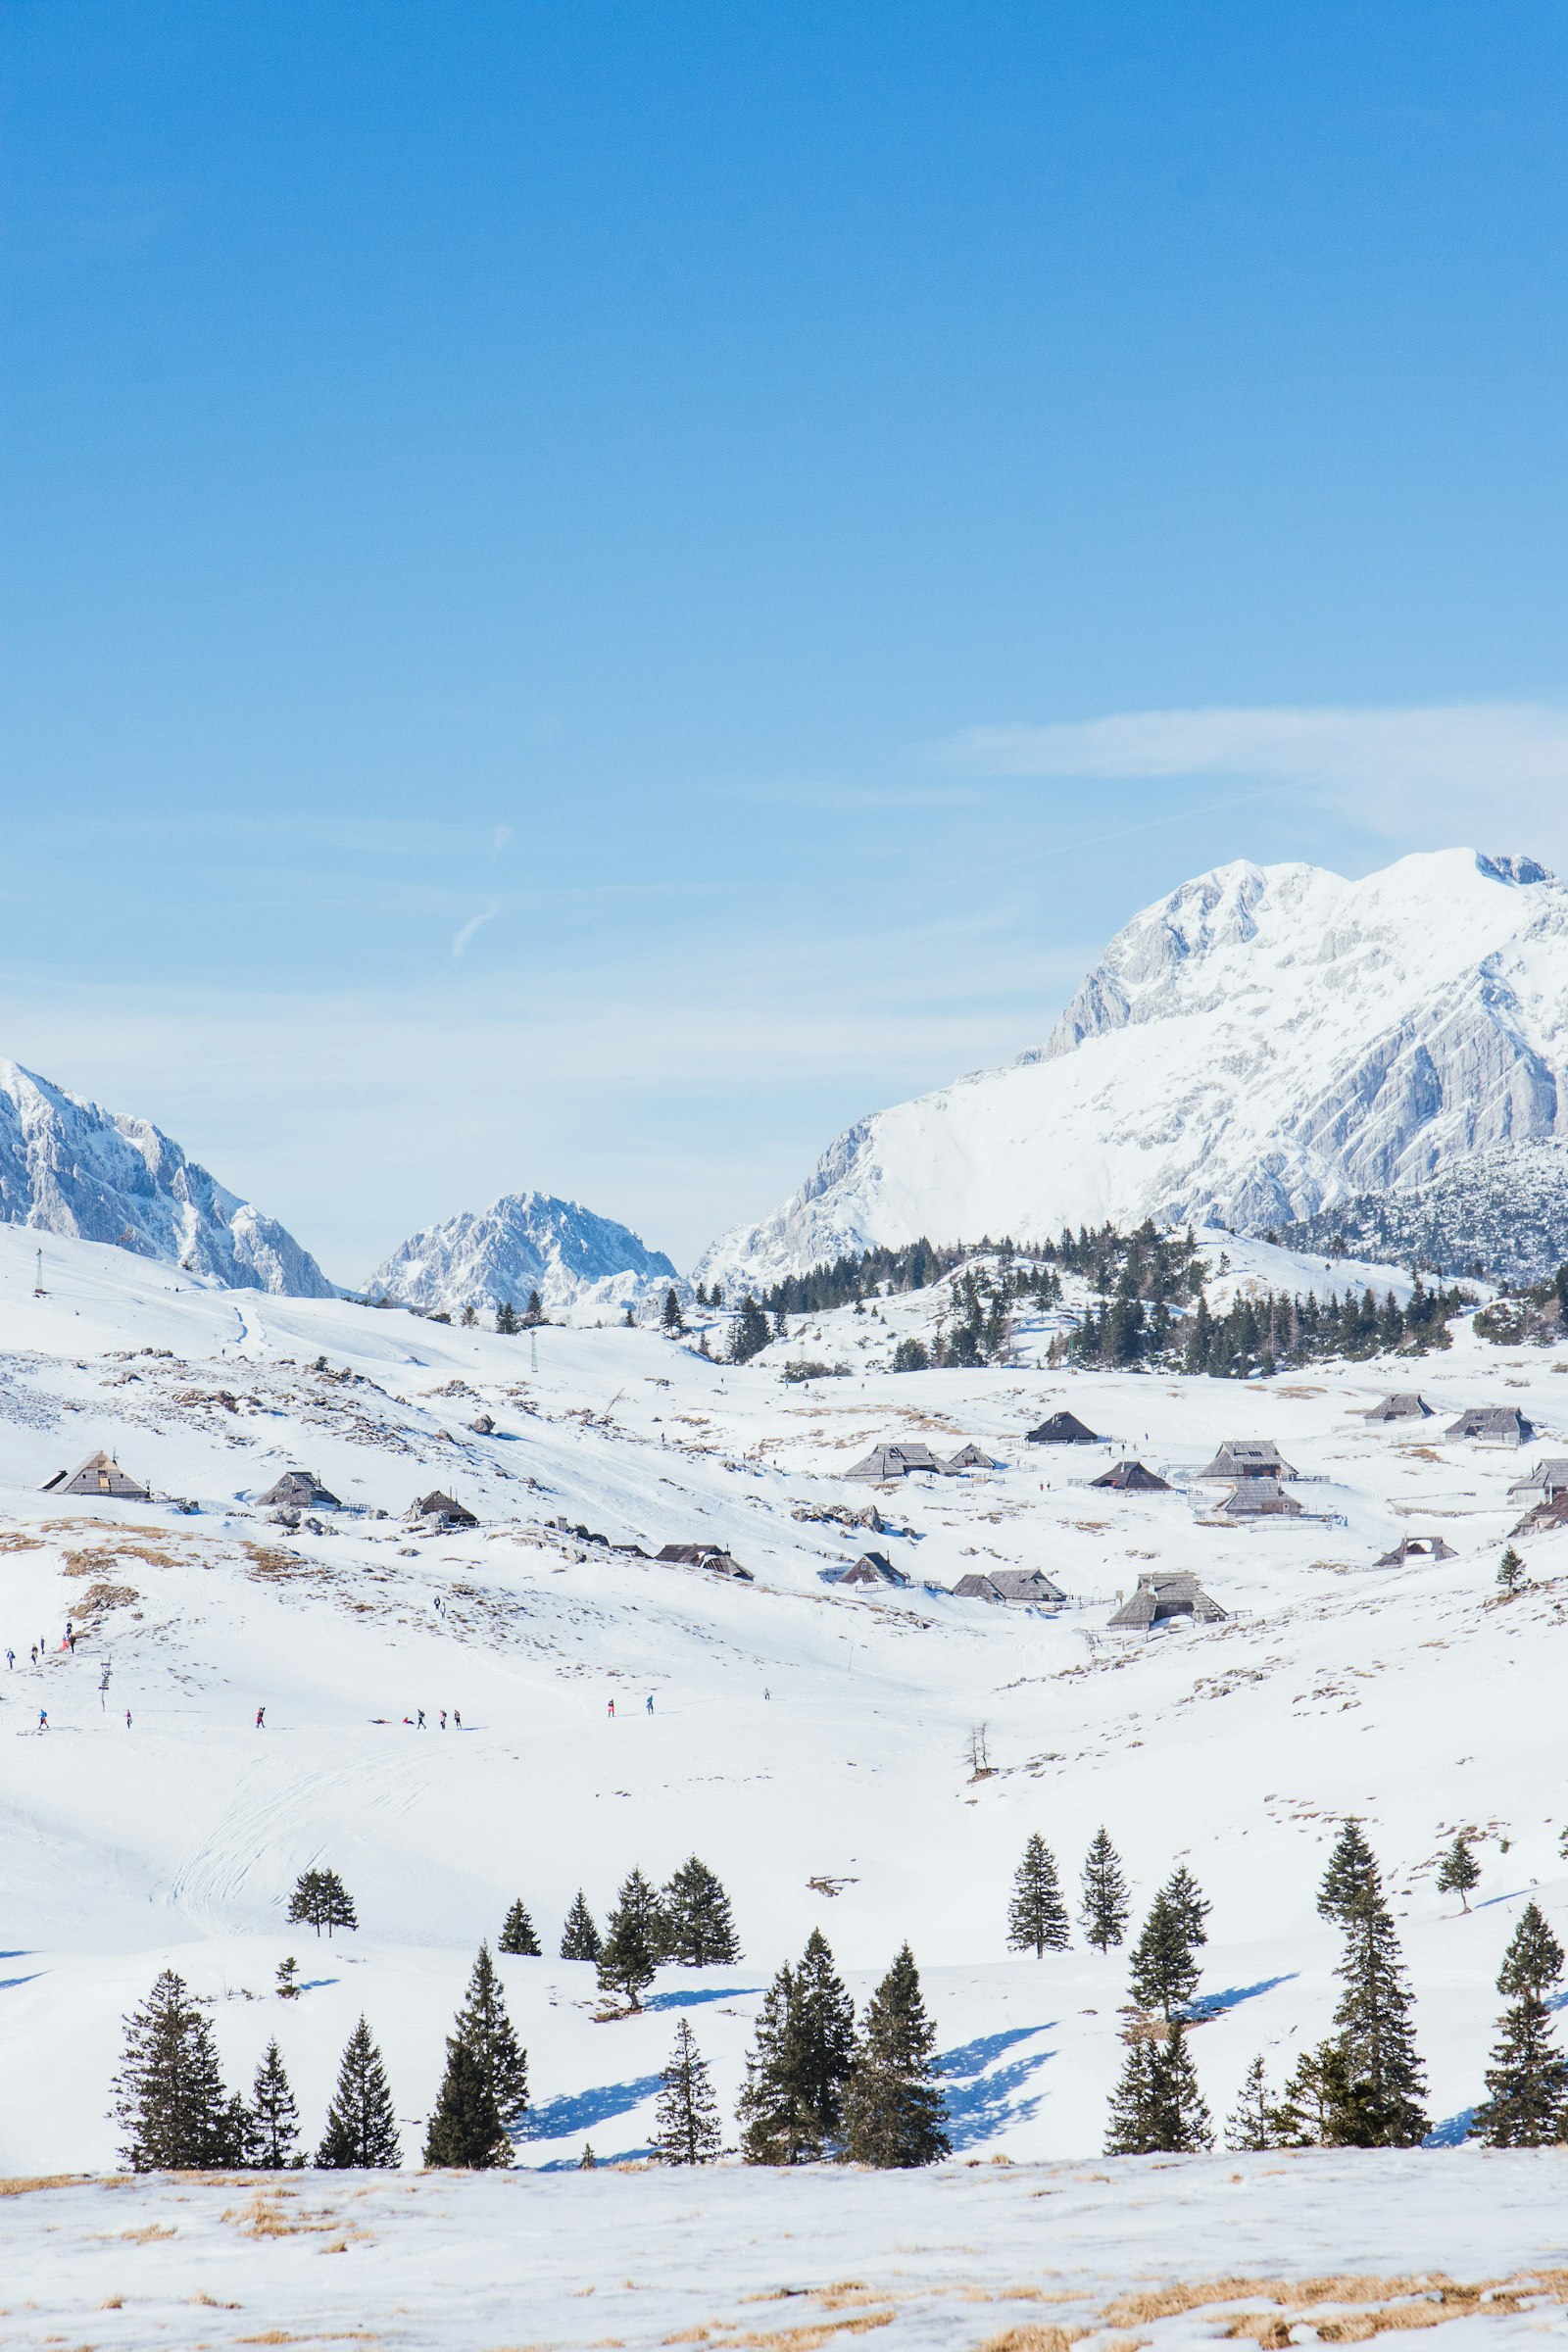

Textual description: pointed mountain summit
[369,1191,677,1321]
[697,849,1568,1289]
[0,1059,331,1295]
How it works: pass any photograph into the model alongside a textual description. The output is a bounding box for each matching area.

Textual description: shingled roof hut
[1374,1533,1456,1566]
[1197,1440,1297,1480]
[1108,1572,1228,1632]
[258,1470,341,1510]
[1025,1411,1101,1446]
[1090,1459,1171,1492]
[656,1544,754,1581]
[39,1450,149,1500]
[410,1490,478,1529]
[844,1441,951,1482]
[944,1442,1002,1471]
[1506,1457,1568,1506]
[1366,1393,1432,1422]
[1445,1405,1536,1447]
[952,1566,1065,1606]
[1213,1476,1302,1520]
[838,1551,910,1589]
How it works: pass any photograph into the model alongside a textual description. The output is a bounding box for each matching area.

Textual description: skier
[28,1646,36,1667]
[646,1694,654,1714]
[255,1706,266,1730]
[608,1697,615,1718]
[36,1708,47,1731]
[440,1709,447,1730]
[125,1709,132,1729]
[453,1710,462,1729]
[4,1648,12,1669]
[416,1708,425,1729]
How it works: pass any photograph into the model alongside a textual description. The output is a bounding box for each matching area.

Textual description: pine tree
[1104,2024,1212,2154]
[1224,2055,1275,2152]
[523,1290,543,1325]
[499,1899,541,1957]
[1128,1890,1200,2019]
[449,1943,529,2132]
[1080,1828,1131,1952]
[660,1856,742,1965]
[578,2140,597,2168]
[738,1962,805,2164]
[424,2035,508,2168]
[1007,1834,1070,1957]
[842,1945,950,2168]
[662,1288,684,1334]
[1322,1833,1429,2146]
[496,1299,519,1335]
[249,2038,301,2169]
[317,2018,401,2168]
[1164,1865,1211,1947]
[560,1890,602,1963]
[652,2018,723,2165]
[1470,1902,1568,2146]
[728,1296,771,1364]
[1496,1545,1526,1596]
[597,1869,661,2011]
[110,1969,239,2171]
[792,1930,858,2154]
[275,1956,301,1999]
[1437,1836,1481,1913]
[1270,2039,1378,2147]
[287,1867,357,1938]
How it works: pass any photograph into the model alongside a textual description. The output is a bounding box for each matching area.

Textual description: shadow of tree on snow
[1185,1974,1296,2022]
[937,2025,1057,2149]
[520,2073,663,2144]
[645,1985,762,2012]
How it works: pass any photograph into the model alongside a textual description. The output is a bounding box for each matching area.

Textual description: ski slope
[0,1224,1563,2186]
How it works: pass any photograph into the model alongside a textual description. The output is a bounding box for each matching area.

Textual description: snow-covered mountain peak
[697,847,1568,1291]
[0,1057,331,1296]
[368,1189,677,1322]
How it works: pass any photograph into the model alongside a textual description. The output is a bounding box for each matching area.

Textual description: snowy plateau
[700,849,1568,1291]
[368,1191,678,1324]
[2,1215,1568,2341]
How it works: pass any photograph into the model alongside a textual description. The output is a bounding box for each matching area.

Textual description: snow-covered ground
[0,1224,1565,2217]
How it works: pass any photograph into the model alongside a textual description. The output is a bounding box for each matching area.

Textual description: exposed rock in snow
[368,1190,678,1322]
[0,1059,332,1296]
[698,849,1568,1289]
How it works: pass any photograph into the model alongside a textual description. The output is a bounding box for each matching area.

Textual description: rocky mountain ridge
[368,1189,677,1322]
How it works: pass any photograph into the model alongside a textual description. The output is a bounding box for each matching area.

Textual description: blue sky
[3,1,1567,1277]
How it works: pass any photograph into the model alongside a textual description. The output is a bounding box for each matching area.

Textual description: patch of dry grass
[0,2174,81,2196]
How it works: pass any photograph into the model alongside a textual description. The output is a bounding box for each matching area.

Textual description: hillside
[0,1224,1564,2182]
[368,1189,678,1321]
[698,850,1568,1291]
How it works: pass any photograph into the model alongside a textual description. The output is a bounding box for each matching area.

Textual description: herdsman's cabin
[1213,1476,1302,1520]
[1198,1439,1297,1480]
[1445,1405,1536,1448]
[40,1450,148,1500]
[1090,1458,1171,1492]
[1108,1572,1229,1633]
[844,1441,951,1481]
[409,1490,478,1529]
[944,1443,1002,1471]
[837,1552,910,1589]
[1025,1411,1101,1446]
[657,1544,755,1581]
[1506,1458,1568,1507]
[1375,1533,1456,1566]
[952,1567,1065,1606]
[1366,1393,1432,1423]
[258,1470,340,1510]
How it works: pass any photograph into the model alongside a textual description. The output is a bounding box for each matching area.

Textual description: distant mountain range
[367,1191,677,1322]
[0,1059,331,1296]
[697,849,1568,1291]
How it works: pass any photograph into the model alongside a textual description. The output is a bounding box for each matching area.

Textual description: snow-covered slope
[698,850,1568,1290]
[368,1189,678,1322]
[0,1058,331,1295]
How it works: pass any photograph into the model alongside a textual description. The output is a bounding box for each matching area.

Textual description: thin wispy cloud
[941,702,1568,846]
[488,824,514,859]
[450,904,500,960]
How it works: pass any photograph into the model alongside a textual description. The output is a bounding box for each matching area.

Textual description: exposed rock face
[696,850,1568,1289]
[0,1060,332,1296]
[369,1190,677,1322]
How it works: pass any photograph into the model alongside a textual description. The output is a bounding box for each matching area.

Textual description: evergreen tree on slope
[598,1869,662,2011]
[792,1929,858,2155]
[1224,2056,1276,2153]
[499,1898,541,1957]
[449,1942,529,2132]
[111,1969,239,2172]
[842,1944,950,2169]
[1080,1829,1130,1952]
[1128,1889,1200,2020]
[1104,2025,1212,2156]
[1007,1834,1070,1957]
[652,2018,723,2165]
[1437,1837,1481,1914]
[424,2035,507,2169]
[661,1856,742,1965]
[737,1962,806,2165]
[1319,1830,1429,2147]
[560,1890,602,1963]
[1471,1902,1568,2147]
[317,2018,401,2169]
[249,2038,301,2170]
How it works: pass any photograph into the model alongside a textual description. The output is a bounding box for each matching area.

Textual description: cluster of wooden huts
[845,1439,1002,1481]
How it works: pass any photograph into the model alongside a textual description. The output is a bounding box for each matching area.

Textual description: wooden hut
[1213,1476,1302,1520]
[944,1442,1002,1471]
[410,1490,479,1529]
[1506,1457,1568,1507]
[258,1470,340,1510]
[1108,1572,1228,1632]
[39,1450,149,1500]
[1510,1493,1568,1542]
[844,1440,951,1482]
[1374,1533,1456,1566]
[1197,1439,1297,1480]
[1090,1459,1171,1492]
[1025,1411,1101,1446]
[656,1544,754,1581]
[1444,1405,1535,1447]
[837,1552,909,1589]
[952,1566,1064,1605]
[1366,1393,1432,1422]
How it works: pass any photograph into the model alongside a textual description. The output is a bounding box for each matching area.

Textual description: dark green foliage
[1128,1890,1200,2019]
[1104,2025,1212,2155]
[1319,1831,1429,2146]
[1496,1546,1526,1595]
[842,1945,951,2168]
[1080,1829,1131,1952]
[597,1868,662,2010]
[662,1288,684,1334]
[1164,1865,1210,1948]
[249,2038,301,2169]
[1007,1834,1070,1957]
[578,2139,597,2168]
[499,1899,541,1957]
[1224,2056,1276,2152]
[560,1890,602,1963]
[495,1299,519,1335]
[728,1296,772,1363]
[424,2036,508,2168]
[275,1956,301,1999]
[737,1932,858,2165]
[522,1290,544,1324]
[652,2018,723,2165]
[1270,2039,1378,2147]
[287,1867,357,1938]
[317,2017,401,2169]
[660,1856,742,1965]
[1470,1902,1568,2146]
[1172,1273,1470,1379]
[891,1338,930,1372]
[1437,1837,1481,1912]
[450,1943,528,2132]
[111,1969,239,2171]
[737,1962,803,2164]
